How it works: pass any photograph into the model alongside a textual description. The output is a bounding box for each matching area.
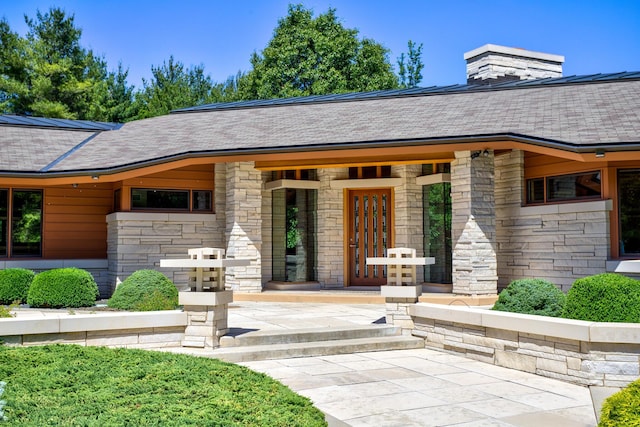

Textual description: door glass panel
[619,169,640,255]
[12,190,42,257]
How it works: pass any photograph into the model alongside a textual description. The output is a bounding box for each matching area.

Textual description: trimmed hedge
[27,268,99,308]
[108,270,178,311]
[599,378,640,426]
[562,273,640,322]
[0,268,35,305]
[492,278,566,317]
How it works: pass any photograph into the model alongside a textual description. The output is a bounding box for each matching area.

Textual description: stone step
[210,335,425,363]
[219,325,400,348]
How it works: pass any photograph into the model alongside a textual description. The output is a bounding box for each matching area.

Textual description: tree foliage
[398,40,424,88]
[1,5,425,121]
[239,4,400,99]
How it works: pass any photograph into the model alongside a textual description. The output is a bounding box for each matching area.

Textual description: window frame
[525,170,602,205]
[130,188,213,212]
[0,188,43,259]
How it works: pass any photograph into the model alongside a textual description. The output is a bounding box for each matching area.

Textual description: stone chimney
[464,44,564,85]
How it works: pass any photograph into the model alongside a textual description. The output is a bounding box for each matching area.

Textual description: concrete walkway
[223,301,597,426]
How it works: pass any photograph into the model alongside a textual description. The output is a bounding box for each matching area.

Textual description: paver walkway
[228,301,597,426]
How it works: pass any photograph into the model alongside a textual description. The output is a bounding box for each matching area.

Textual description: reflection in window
[526,171,601,204]
[619,169,640,256]
[423,182,452,284]
[11,190,42,257]
[272,188,317,282]
[130,189,212,212]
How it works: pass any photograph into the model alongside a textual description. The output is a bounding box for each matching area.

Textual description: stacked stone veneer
[316,168,347,287]
[411,303,640,388]
[392,165,425,284]
[451,150,497,294]
[106,212,223,294]
[494,150,612,290]
[225,162,262,292]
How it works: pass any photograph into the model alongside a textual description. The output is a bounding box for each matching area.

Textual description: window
[526,171,601,204]
[348,166,392,179]
[619,169,640,256]
[0,189,42,258]
[131,189,212,212]
[272,188,317,282]
[423,182,452,284]
[272,170,317,180]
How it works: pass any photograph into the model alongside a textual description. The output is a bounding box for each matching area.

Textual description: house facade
[1,45,639,298]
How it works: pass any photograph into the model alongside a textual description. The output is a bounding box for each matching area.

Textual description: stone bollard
[381,285,422,335]
[179,290,233,348]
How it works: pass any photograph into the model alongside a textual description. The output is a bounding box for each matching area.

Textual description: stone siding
[494,151,612,289]
[106,212,223,294]
[224,162,262,292]
[392,165,425,283]
[411,303,640,388]
[451,150,497,294]
[316,168,347,287]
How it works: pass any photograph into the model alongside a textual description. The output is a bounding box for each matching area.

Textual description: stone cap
[464,44,565,64]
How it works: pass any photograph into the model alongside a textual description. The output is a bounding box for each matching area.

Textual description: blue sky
[2,1,639,89]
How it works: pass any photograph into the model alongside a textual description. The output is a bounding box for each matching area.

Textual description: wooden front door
[348,189,392,286]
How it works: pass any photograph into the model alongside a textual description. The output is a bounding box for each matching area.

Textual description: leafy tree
[239,4,399,100]
[134,56,221,118]
[398,40,424,88]
[0,7,134,121]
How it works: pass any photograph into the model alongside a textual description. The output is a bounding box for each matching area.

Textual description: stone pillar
[381,285,422,335]
[260,172,273,283]
[392,164,425,283]
[179,291,233,348]
[225,162,262,292]
[316,168,347,287]
[450,150,498,295]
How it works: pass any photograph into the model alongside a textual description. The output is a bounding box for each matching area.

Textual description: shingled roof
[1,72,639,176]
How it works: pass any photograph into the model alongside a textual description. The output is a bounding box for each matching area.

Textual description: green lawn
[0,344,326,426]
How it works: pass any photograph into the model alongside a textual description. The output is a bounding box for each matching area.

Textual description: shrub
[562,273,640,322]
[0,268,35,305]
[599,378,640,426]
[108,270,178,311]
[492,278,566,317]
[27,268,99,308]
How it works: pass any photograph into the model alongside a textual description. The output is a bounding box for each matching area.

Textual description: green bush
[0,268,35,305]
[599,378,640,426]
[108,270,178,311]
[26,268,99,308]
[562,273,640,322]
[492,278,566,317]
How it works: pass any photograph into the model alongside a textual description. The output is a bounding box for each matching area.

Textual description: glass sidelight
[272,188,317,281]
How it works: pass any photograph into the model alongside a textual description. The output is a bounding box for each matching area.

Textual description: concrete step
[210,335,425,363]
[219,325,400,348]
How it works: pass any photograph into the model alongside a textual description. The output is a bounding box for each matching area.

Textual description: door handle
[349,244,356,248]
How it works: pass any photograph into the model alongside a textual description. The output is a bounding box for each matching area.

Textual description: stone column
[392,164,425,283]
[381,285,422,335]
[450,150,498,294]
[179,291,233,348]
[316,168,347,287]
[225,162,262,292]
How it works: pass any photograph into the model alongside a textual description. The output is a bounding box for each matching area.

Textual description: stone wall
[451,150,497,294]
[392,165,425,283]
[494,150,612,290]
[410,303,640,388]
[106,212,223,294]
[224,162,262,292]
[316,168,348,287]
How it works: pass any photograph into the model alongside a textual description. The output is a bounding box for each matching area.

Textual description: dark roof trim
[172,71,640,114]
[0,115,121,131]
[1,133,638,179]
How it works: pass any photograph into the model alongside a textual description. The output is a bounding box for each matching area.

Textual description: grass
[0,344,327,426]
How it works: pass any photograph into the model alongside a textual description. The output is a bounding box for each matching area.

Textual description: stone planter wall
[410,303,640,388]
[0,311,187,349]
